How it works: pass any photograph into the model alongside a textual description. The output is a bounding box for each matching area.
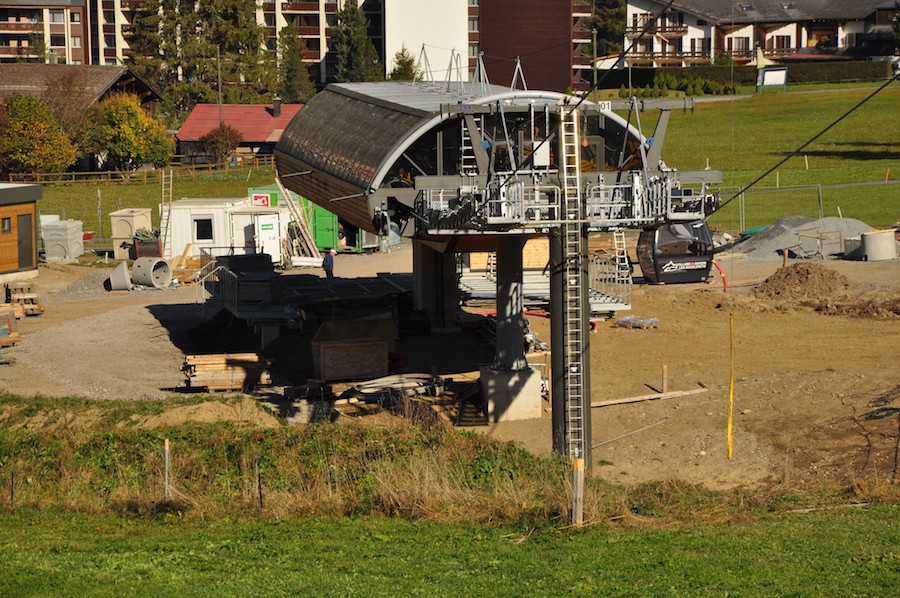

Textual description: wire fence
[7,155,276,186]
[707,179,899,232]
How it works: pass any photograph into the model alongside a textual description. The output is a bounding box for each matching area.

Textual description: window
[72,59,82,64]
[263,13,275,27]
[103,10,115,24]
[468,17,478,32]
[770,35,790,49]
[468,0,478,5]
[780,2,796,8]
[194,218,213,241]
[468,43,478,58]
[1,218,10,233]
[70,12,80,23]
[738,3,754,11]
[727,36,750,52]
[50,34,65,47]
[49,10,64,23]
[104,34,115,48]
[71,36,81,48]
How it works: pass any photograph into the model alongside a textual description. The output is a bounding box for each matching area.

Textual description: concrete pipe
[131,257,173,288]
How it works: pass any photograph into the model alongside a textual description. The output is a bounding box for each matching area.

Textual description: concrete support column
[412,239,458,329]
[494,235,527,371]
[480,234,542,422]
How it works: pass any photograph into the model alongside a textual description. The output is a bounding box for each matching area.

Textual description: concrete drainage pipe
[131,257,173,288]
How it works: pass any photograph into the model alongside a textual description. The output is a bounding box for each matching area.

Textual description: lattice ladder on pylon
[559,108,587,462]
[160,169,174,259]
[612,230,630,281]
[460,115,482,175]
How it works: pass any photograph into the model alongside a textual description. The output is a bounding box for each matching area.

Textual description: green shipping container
[247,185,339,252]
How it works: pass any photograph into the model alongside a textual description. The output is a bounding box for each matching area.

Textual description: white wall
[383,0,468,78]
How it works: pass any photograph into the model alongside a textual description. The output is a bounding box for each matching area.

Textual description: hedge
[598,60,893,89]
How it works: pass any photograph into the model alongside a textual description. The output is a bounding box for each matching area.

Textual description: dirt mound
[811,292,900,319]
[752,263,850,301]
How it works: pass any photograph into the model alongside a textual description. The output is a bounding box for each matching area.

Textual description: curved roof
[276,81,632,193]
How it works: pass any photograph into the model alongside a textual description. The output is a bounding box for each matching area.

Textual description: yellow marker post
[727,316,734,460]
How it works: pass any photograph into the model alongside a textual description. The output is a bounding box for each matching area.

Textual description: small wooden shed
[0,183,39,283]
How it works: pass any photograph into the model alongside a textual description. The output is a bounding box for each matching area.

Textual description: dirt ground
[2,243,898,491]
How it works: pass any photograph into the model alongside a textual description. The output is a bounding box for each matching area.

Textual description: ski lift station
[273,79,722,464]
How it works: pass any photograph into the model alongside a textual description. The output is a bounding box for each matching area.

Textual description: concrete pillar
[494,235,527,370]
[412,239,458,329]
[480,234,541,422]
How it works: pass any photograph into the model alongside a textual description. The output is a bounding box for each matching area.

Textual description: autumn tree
[200,124,242,163]
[86,94,174,170]
[277,24,317,103]
[0,95,76,174]
[332,0,383,82]
[389,44,420,81]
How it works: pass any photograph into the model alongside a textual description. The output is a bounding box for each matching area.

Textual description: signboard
[252,193,271,207]
[757,67,788,91]
[260,223,274,231]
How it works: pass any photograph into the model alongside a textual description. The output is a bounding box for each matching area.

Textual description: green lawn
[1,507,898,596]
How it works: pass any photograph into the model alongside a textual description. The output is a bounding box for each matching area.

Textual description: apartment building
[0,0,90,64]
[625,0,896,67]
[478,0,595,92]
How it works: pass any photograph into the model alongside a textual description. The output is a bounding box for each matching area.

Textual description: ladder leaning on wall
[159,170,174,259]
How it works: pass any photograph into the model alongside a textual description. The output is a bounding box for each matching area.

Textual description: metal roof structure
[649,0,891,24]
[275,81,640,233]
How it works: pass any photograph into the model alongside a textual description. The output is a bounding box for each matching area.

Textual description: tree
[126,0,274,125]
[590,0,626,57]
[389,44,420,81]
[86,94,174,170]
[0,95,76,174]
[331,0,383,82]
[200,124,242,163]
[277,24,317,103]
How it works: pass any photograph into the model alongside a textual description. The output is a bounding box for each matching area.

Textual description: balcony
[0,46,35,56]
[282,1,320,11]
[626,24,688,38]
[573,3,592,16]
[120,0,144,8]
[297,26,319,36]
[103,23,116,34]
[104,48,118,57]
[0,22,39,33]
[300,50,320,60]
[572,29,591,43]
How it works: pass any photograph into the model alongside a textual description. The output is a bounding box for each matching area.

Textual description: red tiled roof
[176,103,303,143]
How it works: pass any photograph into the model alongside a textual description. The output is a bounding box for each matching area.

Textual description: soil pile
[752,263,850,301]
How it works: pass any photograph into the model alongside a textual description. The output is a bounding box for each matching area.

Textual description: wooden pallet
[0,332,21,347]
[10,293,44,316]
[182,353,273,391]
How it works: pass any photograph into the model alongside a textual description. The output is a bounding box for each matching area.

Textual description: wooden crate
[182,353,272,391]
[312,321,390,382]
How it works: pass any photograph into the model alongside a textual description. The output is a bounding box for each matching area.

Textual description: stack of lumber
[171,245,201,284]
[0,307,21,347]
[182,353,272,391]
[12,294,44,316]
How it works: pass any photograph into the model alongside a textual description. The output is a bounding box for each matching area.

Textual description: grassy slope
[634,86,900,228]
[1,507,898,596]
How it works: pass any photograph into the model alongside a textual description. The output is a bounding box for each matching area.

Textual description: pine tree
[277,24,317,103]
[590,0,626,56]
[126,0,274,125]
[389,44,420,81]
[331,0,383,82]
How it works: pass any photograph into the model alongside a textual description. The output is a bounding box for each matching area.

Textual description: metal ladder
[560,109,587,462]
[160,170,174,259]
[612,231,630,281]
[460,115,481,175]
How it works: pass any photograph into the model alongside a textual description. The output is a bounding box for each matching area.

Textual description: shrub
[200,124,243,164]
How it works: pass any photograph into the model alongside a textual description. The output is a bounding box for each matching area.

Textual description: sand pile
[752,263,850,301]
[734,216,873,260]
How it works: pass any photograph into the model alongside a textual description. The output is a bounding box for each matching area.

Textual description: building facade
[625,0,896,67]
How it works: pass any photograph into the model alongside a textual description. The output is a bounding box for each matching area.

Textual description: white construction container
[160,198,290,263]
[43,220,84,261]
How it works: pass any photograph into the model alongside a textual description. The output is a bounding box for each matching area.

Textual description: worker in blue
[322,248,336,279]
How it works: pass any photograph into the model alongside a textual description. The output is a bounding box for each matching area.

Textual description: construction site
[1,77,898,497]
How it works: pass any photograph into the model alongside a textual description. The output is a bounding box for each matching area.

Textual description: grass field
[1,506,898,595]
[634,85,900,228]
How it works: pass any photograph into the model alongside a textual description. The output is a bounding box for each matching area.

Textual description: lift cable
[709,71,900,218]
